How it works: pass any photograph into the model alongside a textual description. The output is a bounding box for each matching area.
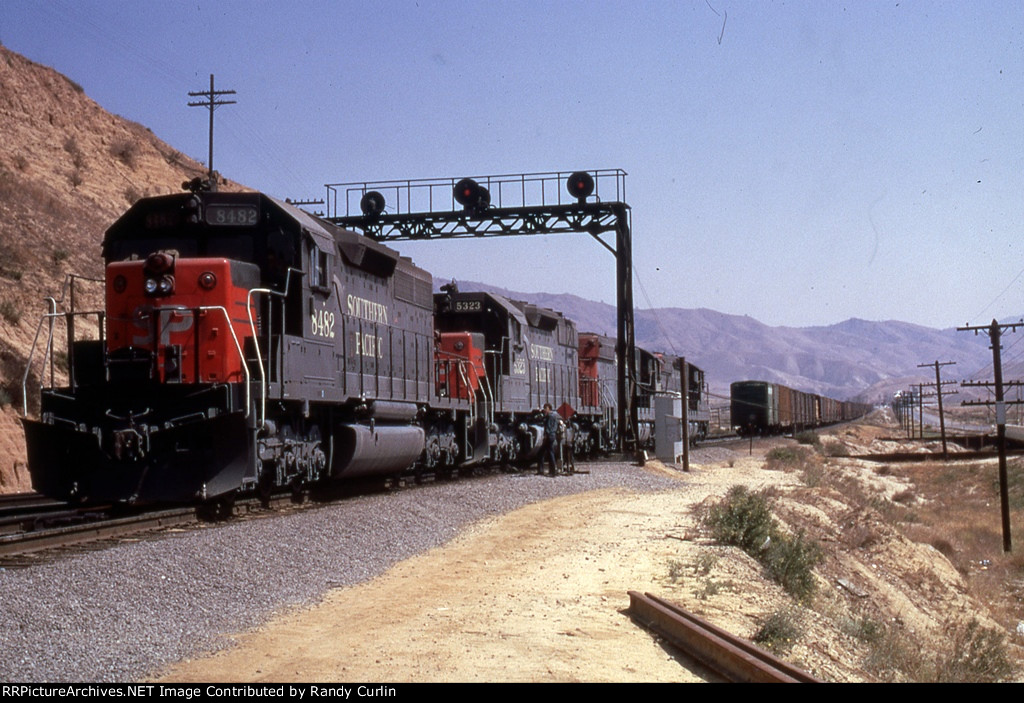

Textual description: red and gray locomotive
[434,287,581,466]
[24,188,452,504]
[21,185,708,506]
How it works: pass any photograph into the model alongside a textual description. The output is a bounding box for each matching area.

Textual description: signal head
[454,178,490,212]
[360,190,386,218]
[566,171,594,203]
[454,178,478,207]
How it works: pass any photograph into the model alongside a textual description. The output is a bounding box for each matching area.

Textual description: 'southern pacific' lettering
[530,344,554,361]
[346,294,388,325]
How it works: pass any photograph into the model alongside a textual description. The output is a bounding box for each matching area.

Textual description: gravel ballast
[0,462,682,682]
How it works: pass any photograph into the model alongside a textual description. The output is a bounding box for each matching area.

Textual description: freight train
[20,184,708,507]
[730,380,869,436]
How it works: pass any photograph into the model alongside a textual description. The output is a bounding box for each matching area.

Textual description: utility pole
[921,384,929,440]
[917,360,957,459]
[681,357,690,472]
[188,74,236,186]
[904,388,916,439]
[958,319,1024,552]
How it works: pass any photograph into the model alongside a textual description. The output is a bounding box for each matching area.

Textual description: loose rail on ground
[627,591,819,683]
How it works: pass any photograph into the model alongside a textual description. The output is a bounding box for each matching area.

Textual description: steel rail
[0,492,63,514]
[627,591,820,683]
[0,507,197,557]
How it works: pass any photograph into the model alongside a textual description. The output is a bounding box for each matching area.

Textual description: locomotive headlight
[198,271,217,290]
[112,275,127,294]
[144,277,159,295]
[157,275,175,295]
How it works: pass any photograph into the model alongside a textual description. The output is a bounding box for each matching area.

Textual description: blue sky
[2,0,1022,329]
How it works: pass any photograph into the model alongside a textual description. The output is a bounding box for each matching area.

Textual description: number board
[454,300,482,312]
[205,204,260,226]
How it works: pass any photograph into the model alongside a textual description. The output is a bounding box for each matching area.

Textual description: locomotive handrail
[247,268,301,430]
[49,273,104,312]
[433,352,489,430]
[127,304,253,418]
[21,300,57,416]
[20,306,103,417]
[43,297,56,389]
[478,362,495,429]
[455,361,476,427]
[246,289,270,429]
[483,348,505,417]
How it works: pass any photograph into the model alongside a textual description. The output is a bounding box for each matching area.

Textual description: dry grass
[937,618,1015,683]
[880,458,1024,642]
[745,422,1024,680]
[862,619,932,682]
[753,608,804,654]
[109,138,138,168]
[0,300,21,325]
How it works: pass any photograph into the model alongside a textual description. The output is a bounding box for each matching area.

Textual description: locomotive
[578,333,709,449]
[24,188,444,504]
[21,184,709,506]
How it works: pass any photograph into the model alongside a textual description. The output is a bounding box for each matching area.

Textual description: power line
[632,268,677,355]
[969,264,1024,327]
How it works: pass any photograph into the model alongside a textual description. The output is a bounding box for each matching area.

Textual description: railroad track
[0,506,199,562]
[0,464,576,566]
[627,591,820,683]
[0,491,64,516]
[698,433,740,446]
[0,475,438,566]
[0,491,301,566]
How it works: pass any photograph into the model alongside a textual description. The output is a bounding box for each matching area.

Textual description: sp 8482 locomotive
[21,186,708,506]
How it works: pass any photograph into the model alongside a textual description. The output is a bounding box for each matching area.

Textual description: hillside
[0,46,240,488]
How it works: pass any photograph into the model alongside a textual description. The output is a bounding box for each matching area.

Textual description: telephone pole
[958,319,1024,552]
[917,360,957,459]
[921,384,929,440]
[680,357,690,472]
[188,74,236,185]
